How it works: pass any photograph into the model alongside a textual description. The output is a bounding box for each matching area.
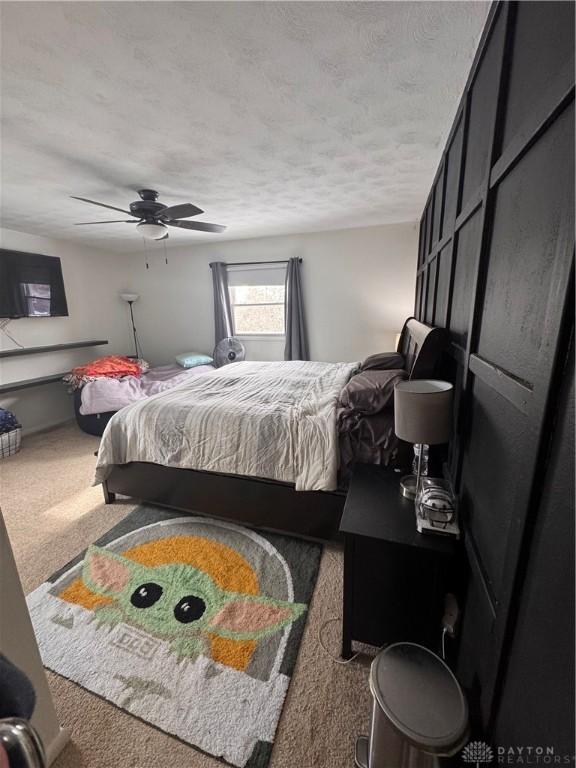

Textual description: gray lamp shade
[394,380,453,445]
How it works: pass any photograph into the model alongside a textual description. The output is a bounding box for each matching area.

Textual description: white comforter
[94,360,357,491]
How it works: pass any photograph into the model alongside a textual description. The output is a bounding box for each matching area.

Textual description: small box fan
[213,336,246,366]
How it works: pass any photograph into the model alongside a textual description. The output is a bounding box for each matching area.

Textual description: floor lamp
[120,292,141,358]
[394,380,453,501]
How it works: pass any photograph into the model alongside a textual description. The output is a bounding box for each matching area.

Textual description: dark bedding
[337,367,407,480]
[338,368,406,415]
[360,351,405,372]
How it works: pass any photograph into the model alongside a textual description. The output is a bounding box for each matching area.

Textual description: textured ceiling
[0,1,489,252]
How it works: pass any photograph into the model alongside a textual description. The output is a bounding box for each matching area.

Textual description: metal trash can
[355,643,469,768]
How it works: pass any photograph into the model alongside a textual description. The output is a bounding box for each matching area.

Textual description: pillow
[175,352,214,369]
[360,352,405,372]
[338,369,407,416]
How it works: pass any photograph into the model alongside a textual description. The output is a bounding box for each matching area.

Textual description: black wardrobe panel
[461,377,533,600]
[435,244,452,329]
[443,118,463,232]
[460,11,506,211]
[449,209,482,347]
[415,274,422,318]
[478,106,575,383]
[448,359,465,479]
[420,269,429,322]
[432,165,445,246]
[493,340,575,754]
[425,202,433,255]
[501,1,575,152]
[418,217,426,267]
[457,550,496,697]
[425,257,437,325]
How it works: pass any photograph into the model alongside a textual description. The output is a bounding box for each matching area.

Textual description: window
[228,264,286,336]
[229,284,285,335]
[21,282,51,316]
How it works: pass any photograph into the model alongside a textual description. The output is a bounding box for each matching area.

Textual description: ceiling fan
[71,189,226,240]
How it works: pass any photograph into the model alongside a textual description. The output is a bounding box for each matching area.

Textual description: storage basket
[0,427,22,458]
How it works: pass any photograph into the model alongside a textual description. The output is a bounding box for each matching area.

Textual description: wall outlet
[442,593,459,637]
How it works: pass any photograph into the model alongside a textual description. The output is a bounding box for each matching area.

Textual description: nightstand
[340,463,456,659]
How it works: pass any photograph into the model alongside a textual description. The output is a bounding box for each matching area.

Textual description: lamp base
[399,474,418,499]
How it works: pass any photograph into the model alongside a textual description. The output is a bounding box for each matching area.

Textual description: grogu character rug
[26,506,322,768]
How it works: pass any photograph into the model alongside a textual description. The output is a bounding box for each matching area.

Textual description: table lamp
[394,380,453,500]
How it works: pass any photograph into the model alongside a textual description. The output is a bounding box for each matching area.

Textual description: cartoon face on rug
[82,545,306,660]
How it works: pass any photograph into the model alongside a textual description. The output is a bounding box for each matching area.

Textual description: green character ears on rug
[81,545,306,648]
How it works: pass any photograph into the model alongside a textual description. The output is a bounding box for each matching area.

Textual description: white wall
[0,222,417,432]
[126,222,418,366]
[0,228,133,433]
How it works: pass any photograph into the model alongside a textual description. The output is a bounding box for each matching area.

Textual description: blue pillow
[175,352,214,369]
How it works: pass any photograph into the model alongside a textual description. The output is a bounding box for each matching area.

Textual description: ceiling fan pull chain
[163,239,168,266]
[143,238,150,269]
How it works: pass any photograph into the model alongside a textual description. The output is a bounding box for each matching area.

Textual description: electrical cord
[441,627,448,660]
[317,617,360,664]
[317,547,389,665]
[320,616,453,666]
[0,319,24,349]
[318,616,390,666]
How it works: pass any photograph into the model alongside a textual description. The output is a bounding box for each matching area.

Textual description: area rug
[26,506,322,768]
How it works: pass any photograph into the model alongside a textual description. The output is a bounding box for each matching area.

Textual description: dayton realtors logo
[496,746,575,765]
[461,741,575,766]
[462,741,494,768]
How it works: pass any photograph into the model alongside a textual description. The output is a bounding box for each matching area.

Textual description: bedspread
[80,364,215,415]
[94,360,358,492]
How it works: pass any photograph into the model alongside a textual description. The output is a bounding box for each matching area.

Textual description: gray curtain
[210,262,233,345]
[284,257,309,360]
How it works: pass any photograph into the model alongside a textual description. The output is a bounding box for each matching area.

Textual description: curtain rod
[210,258,302,268]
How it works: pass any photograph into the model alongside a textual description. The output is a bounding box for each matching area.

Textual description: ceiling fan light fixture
[72,192,225,236]
[137,221,168,240]
[119,292,139,303]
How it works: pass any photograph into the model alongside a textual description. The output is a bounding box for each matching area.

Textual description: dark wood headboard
[397,317,448,380]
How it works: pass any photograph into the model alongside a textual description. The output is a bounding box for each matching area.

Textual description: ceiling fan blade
[70,196,134,215]
[167,220,226,233]
[155,203,203,220]
[74,220,138,225]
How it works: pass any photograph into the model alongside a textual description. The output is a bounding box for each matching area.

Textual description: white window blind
[227,263,286,336]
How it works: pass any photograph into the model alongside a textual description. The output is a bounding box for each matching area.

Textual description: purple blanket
[79,364,215,415]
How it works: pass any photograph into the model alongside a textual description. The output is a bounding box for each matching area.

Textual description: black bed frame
[102,317,447,542]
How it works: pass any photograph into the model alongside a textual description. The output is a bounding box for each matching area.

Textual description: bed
[74,363,215,437]
[98,318,446,541]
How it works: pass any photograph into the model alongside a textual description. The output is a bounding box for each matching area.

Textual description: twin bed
[96,319,446,541]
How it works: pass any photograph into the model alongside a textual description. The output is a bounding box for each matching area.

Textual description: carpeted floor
[0,421,372,768]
